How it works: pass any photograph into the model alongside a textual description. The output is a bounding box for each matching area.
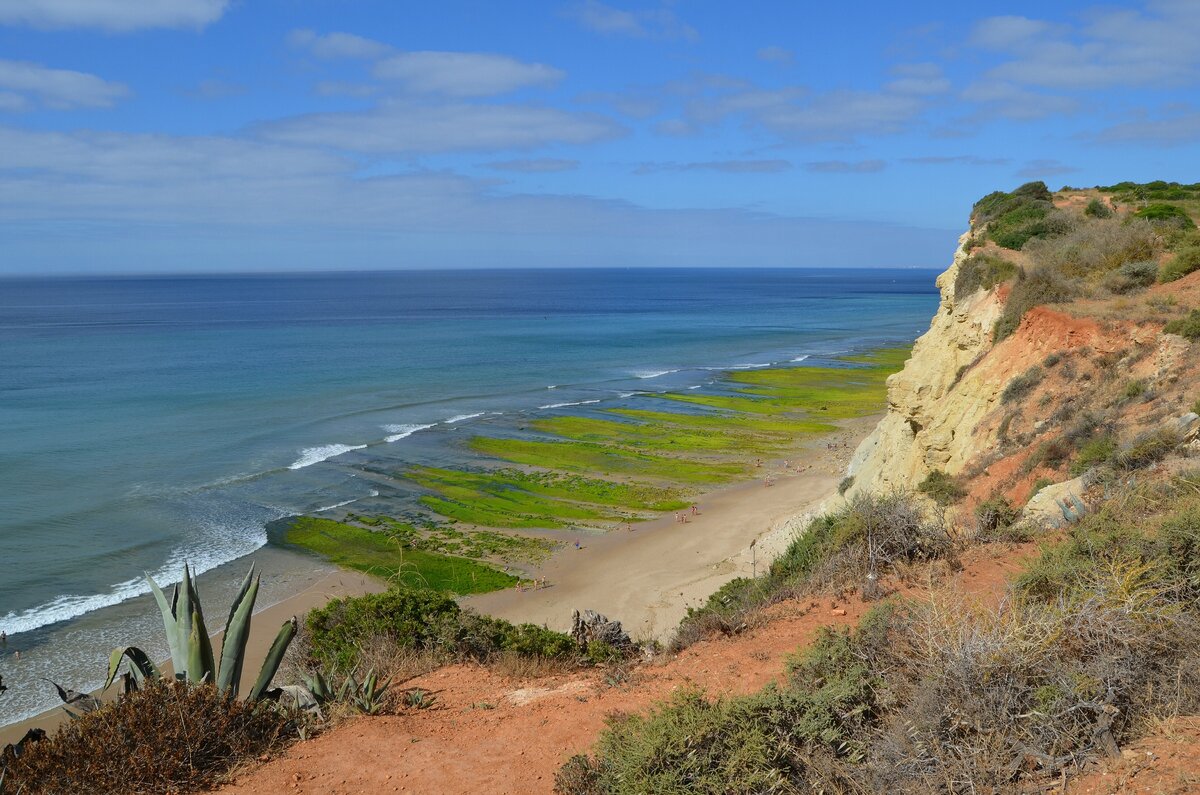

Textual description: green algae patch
[279,516,518,594]
[532,415,770,454]
[469,436,746,483]
[412,466,687,512]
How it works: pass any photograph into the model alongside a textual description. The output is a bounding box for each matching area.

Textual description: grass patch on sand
[279,516,518,594]
[532,415,782,455]
[469,436,746,483]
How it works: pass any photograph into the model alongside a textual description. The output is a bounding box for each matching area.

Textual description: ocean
[0,267,939,724]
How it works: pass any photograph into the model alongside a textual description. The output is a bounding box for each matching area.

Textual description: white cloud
[0,59,129,110]
[756,46,794,65]
[970,4,1200,91]
[633,159,791,174]
[804,159,886,174]
[961,80,1079,120]
[1016,159,1079,179]
[1095,107,1200,145]
[287,29,392,60]
[0,125,955,272]
[256,100,623,153]
[485,158,579,173]
[0,0,228,31]
[373,52,564,97]
[565,0,698,41]
[886,63,950,95]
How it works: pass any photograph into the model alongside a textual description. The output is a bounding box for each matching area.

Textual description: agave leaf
[146,575,184,675]
[248,617,297,702]
[216,575,260,695]
[223,565,256,637]
[186,573,216,682]
[175,564,194,680]
[104,646,161,690]
[187,606,214,684]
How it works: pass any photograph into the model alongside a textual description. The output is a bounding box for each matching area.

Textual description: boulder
[1022,475,1090,529]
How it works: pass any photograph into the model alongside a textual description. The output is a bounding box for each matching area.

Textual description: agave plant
[105,564,296,702]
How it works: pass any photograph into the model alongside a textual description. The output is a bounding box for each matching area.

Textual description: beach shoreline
[462,414,874,640]
[0,567,385,747]
[0,412,874,745]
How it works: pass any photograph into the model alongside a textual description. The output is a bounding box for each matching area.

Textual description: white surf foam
[443,412,484,424]
[382,423,436,443]
[633,369,680,379]
[687,385,702,389]
[724,362,773,370]
[0,507,277,637]
[791,354,810,363]
[314,497,358,512]
[288,443,367,470]
[538,399,602,410]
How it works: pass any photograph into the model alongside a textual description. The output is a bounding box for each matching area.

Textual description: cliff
[844,232,1003,498]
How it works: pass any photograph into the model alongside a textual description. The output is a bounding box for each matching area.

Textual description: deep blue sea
[0,267,939,723]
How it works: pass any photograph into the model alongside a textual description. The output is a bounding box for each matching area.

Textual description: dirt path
[217,544,1034,795]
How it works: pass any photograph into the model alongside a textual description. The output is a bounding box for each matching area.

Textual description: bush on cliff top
[953,253,1020,300]
[3,680,293,795]
[993,269,1078,341]
[303,586,588,672]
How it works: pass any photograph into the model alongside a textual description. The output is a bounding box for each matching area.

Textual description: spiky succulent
[105,564,295,701]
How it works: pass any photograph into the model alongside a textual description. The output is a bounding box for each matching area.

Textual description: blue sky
[1,0,1197,273]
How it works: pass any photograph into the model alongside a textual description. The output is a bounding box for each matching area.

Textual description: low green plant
[837,475,854,495]
[1002,365,1044,403]
[1071,434,1117,475]
[975,494,1019,535]
[1165,309,1200,339]
[1115,428,1180,469]
[917,469,967,505]
[1084,197,1112,218]
[994,271,1077,341]
[303,586,601,672]
[1135,202,1196,229]
[1104,260,1158,293]
[1159,246,1200,283]
[953,253,1020,300]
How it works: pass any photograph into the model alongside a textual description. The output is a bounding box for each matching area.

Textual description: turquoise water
[0,267,939,722]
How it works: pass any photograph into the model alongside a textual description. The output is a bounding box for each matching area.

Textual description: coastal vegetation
[2,566,299,794]
[300,586,622,672]
[558,474,1200,793]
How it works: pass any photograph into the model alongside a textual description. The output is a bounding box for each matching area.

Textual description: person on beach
[691,504,698,515]
[574,540,581,550]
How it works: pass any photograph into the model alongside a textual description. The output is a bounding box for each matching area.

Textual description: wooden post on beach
[750,538,757,578]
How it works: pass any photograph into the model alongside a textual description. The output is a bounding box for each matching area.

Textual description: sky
[0,0,1198,274]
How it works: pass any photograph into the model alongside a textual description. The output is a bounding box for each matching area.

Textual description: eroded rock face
[570,609,632,651]
[845,233,1005,497]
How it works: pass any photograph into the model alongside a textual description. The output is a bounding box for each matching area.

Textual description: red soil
[216,545,1035,795]
[1068,718,1200,794]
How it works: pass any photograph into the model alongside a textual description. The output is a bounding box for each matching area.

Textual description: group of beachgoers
[673,504,700,524]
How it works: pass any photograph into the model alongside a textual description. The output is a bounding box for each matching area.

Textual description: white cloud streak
[0,0,229,31]
[373,52,564,97]
[0,59,129,110]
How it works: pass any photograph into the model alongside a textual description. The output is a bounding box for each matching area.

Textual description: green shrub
[1043,352,1062,367]
[1115,428,1180,469]
[975,494,1019,535]
[1164,309,1200,339]
[953,253,1020,300]
[917,469,967,506]
[1104,260,1159,293]
[994,270,1077,341]
[304,586,588,671]
[1001,365,1043,403]
[3,680,292,795]
[1084,198,1112,218]
[837,475,854,495]
[1071,435,1116,474]
[1027,217,1156,278]
[1135,203,1196,229]
[1159,246,1200,283]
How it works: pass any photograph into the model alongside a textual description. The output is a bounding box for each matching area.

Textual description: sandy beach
[2,415,872,746]
[464,415,873,640]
